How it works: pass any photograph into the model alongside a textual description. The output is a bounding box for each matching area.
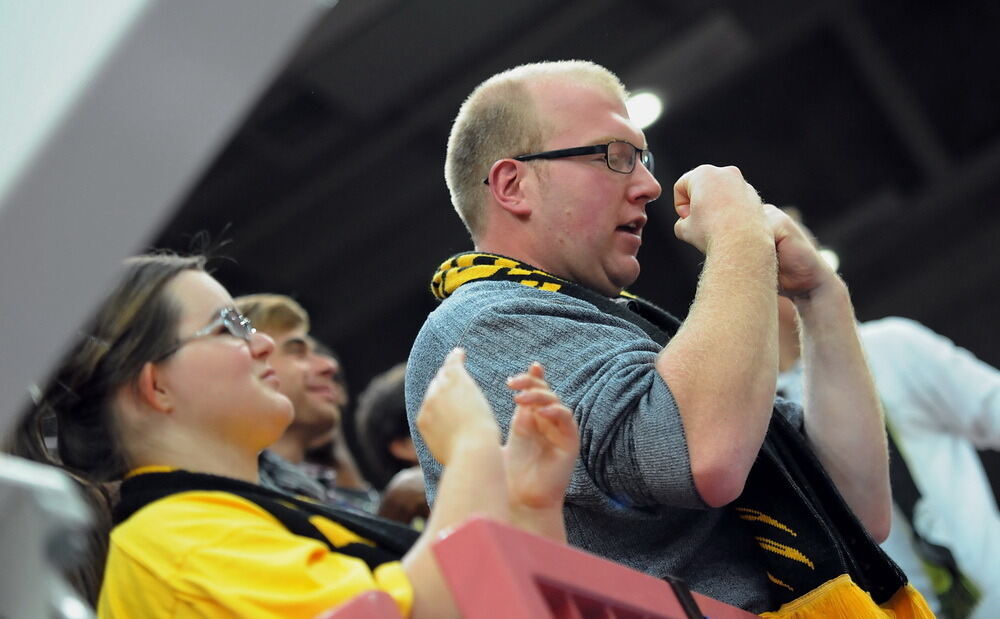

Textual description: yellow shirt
[97,488,413,618]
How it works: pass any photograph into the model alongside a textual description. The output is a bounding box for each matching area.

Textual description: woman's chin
[254,395,296,444]
[274,396,295,427]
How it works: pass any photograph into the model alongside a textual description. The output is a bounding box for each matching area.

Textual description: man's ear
[136,362,173,414]
[486,159,532,217]
[388,436,418,463]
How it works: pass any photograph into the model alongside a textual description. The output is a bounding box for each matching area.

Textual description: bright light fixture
[625,91,664,129]
[819,248,840,272]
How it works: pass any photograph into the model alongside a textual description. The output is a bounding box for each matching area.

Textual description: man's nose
[630,162,662,204]
[314,353,338,377]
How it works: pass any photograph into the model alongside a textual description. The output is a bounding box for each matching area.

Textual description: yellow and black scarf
[115,469,417,569]
[432,251,682,342]
[432,251,933,618]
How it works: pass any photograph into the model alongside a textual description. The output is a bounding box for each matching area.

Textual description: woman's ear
[136,362,173,414]
[486,159,532,217]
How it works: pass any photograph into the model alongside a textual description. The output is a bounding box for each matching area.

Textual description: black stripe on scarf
[430,251,681,343]
[115,470,418,569]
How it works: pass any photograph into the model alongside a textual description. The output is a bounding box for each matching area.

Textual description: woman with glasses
[11,253,579,618]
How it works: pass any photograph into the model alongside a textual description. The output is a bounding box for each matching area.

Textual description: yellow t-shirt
[97,488,413,618]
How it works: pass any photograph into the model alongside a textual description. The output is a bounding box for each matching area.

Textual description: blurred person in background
[776,210,1000,619]
[236,294,378,511]
[303,341,383,512]
[355,363,430,525]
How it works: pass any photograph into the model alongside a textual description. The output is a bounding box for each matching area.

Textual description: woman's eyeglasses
[155,307,255,361]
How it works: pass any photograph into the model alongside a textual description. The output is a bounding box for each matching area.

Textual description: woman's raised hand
[417,348,500,466]
[504,362,579,510]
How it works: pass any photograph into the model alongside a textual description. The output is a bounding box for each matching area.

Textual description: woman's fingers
[528,361,545,379]
[513,389,560,406]
[535,405,578,446]
[507,361,549,389]
[507,373,548,391]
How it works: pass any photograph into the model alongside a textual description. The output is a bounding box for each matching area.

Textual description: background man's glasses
[484,140,654,184]
[156,307,256,361]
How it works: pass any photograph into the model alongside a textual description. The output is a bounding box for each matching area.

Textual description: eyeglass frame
[154,307,256,362]
[483,139,654,185]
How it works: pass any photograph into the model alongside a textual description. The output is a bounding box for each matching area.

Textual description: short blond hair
[445,60,629,238]
[234,293,309,336]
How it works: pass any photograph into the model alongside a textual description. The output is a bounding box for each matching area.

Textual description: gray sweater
[406,279,802,612]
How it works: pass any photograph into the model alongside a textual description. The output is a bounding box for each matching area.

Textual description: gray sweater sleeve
[406,282,705,510]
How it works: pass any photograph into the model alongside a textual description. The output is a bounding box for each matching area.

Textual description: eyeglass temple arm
[514,145,606,161]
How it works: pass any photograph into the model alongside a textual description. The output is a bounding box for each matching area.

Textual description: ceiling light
[819,248,840,272]
[626,91,664,130]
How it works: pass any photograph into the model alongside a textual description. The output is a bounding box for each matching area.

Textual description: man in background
[355,363,430,525]
[776,217,1000,619]
[236,294,378,512]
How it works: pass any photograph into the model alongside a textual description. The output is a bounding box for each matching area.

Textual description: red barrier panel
[432,517,757,619]
[315,590,403,619]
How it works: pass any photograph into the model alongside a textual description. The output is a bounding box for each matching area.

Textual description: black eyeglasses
[155,307,255,361]
[484,140,653,184]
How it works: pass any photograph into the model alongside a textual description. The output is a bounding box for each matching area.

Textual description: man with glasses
[405,61,896,613]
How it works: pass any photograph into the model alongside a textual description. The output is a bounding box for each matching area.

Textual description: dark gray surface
[146,0,1000,498]
[0,0,323,437]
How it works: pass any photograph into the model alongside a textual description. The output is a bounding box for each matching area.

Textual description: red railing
[318,590,403,618]
[320,516,757,618]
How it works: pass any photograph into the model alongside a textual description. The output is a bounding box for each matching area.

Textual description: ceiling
[152,0,1000,477]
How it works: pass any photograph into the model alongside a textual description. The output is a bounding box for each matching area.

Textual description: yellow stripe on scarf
[430,253,566,300]
[756,537,816,570]
[768,572,796,593]
[437,264,509,297]
[736,507,797,536]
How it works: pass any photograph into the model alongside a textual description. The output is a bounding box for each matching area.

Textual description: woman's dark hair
[6,252,205,605]
[354,363,410,490]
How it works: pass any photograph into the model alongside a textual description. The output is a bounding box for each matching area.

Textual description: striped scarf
[115,469,417,567]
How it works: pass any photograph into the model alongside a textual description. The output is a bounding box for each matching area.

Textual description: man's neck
[475,236,551,274]
[268,432,307,464]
